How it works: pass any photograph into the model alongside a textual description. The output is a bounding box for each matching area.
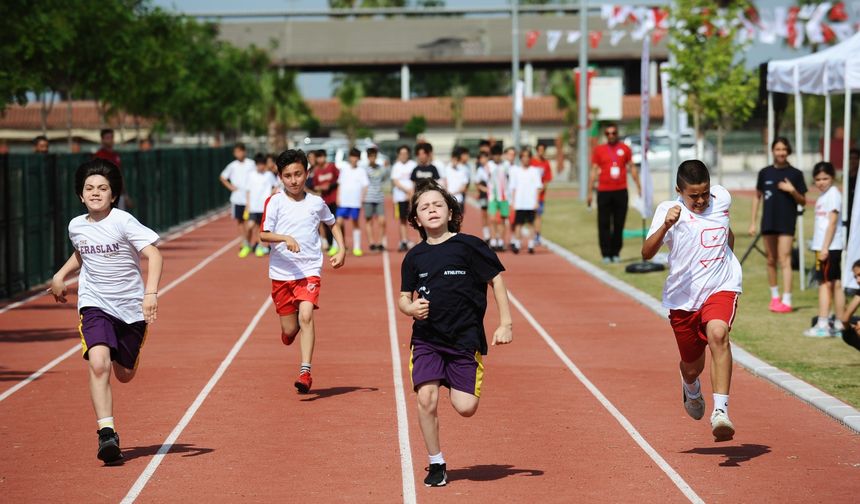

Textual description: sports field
[1,200,858,503]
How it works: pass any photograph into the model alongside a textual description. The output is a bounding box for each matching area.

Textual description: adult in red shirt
[93,128,132,209]
[310,149,340,250]
[529,143,553,245]
[586,123,640,263]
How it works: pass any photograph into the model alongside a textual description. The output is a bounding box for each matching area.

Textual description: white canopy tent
[766,33,860,290]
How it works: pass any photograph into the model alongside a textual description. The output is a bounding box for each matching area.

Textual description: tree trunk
[717,123,724,185]
[267,116,278,153]
[66,94,73,150]
[693,111,703,159]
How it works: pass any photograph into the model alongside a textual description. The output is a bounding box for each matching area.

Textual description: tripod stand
[740,232,766,265]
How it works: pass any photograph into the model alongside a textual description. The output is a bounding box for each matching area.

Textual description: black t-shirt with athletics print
[410,164,440,182]
[401,233,505,355]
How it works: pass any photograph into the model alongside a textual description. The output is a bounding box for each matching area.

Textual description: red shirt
[312,163,339,205]
[94,148,121,168]
[591,142,632,192]
[529,157,552,202]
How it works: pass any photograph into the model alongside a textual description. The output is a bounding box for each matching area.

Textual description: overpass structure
[209,5,667,99]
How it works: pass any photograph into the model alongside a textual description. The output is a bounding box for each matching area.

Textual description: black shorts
[395,201,409,222]
[478,191,488,210]
[514,210,537,225]
[232,204,246,221]
[814,250,842,283]
[249,212,263,225]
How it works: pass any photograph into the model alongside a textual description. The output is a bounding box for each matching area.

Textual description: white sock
[482,226,490,240]
[713,393,729,414]
[513,239,521,248]
[683,378,701,398]
[300,362,311,373]
[353,229,361,250]
[528,239,535,249]
[817,317,830,329]
[782,293,792,306]
[429,452,445,465]
[97,416,115,431]
[770,286,779,299]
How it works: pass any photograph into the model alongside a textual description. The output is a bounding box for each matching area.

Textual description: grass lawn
[541,186,860,408]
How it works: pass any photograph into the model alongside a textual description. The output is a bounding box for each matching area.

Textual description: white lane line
[382,250,417,504]
[121,297,272,504]
[507,290,705,504]
[0,237,240,404]
[0,209,227,316]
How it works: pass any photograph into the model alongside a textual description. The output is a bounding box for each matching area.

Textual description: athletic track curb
[541,238,860,435]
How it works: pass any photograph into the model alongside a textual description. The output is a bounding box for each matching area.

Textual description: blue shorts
[336,207,361,220]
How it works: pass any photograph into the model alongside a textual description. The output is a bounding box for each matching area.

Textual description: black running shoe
[97,427,123,465]
[424,463,447,487]
[369,244,378,252]
[398,242,408,252]
[511,244,520,254]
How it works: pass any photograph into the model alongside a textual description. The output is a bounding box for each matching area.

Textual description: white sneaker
[833,319,845,333]
[681,377,705,420]
[803,326,832,338]
[710,409,735,441]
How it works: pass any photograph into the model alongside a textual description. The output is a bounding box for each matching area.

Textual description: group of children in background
[218,140,556,259]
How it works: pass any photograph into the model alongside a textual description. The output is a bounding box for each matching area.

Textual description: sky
[152,0,814,98]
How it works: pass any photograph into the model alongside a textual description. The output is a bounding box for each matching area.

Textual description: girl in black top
[750,137,808,313]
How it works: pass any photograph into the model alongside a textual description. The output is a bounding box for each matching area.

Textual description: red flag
[525,30,540,49]
[829,1,848,22]
[652,29,666,45]
[787,6,800,47]
[822,23,836,43]
[589,31,603,49]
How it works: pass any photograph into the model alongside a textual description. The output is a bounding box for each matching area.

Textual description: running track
[1,204,858,503]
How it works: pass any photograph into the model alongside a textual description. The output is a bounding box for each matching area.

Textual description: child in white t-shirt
[335,148,370,257]
[391,145,417,251]
[246,153,279,257]
[806,162,846,337]
[510,149,543,254]
[219,143,257,258]
[642,160,742,442]
[446,146,471,210]
[260,149,346,394]
[49,158,163,465]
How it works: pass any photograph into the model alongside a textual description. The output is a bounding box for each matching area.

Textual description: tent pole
[843,61,853,269]
[767,92,775,166]
[824,64,831,163]
[795,66,806,291]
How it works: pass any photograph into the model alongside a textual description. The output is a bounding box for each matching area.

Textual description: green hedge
[0,147,233,299]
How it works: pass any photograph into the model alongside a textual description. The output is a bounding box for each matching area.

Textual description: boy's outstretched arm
[642,205,680,260]
[489,273,513,345]
[48,252,82,303]
[141,245,163,324]
[328,222,347,268]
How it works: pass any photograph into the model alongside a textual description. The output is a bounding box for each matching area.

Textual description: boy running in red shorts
[261,149,346,393]
[642,160,742,441]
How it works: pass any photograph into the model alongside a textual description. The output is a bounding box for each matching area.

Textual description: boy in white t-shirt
[219,143,258,257]
[486,144,509,252]
[391,145,417,251]
[510,148,543,254]
[49,158,163,465]
[446,146,471,211]
[246,153,279,257]
[806,161,846,337]
[335,148,370,257]
[642,160,742,442]
[261,149,346,394]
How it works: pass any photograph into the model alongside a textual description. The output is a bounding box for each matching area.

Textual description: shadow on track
[122,443,215,462]
[0,328,79,343]
[681,443,772,467]
[446,464,544,482]
[0,366,41,382]
[300,386,379,402]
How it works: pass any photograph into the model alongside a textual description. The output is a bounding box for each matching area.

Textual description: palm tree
[549,70,578,181]
[335,78,365,147]
[254,68,313,152]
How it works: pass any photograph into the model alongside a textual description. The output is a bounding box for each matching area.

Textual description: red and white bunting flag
[546,30,563,52]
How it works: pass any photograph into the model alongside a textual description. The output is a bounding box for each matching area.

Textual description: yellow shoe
[254,245,267,257]
[352,248,364,257]
[327,245,339,257]
[238,245,252,258]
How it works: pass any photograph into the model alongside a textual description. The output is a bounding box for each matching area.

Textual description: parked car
[623,130,716,171]
[298,137,389,167]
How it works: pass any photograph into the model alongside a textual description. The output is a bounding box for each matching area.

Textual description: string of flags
[524,2,860,51]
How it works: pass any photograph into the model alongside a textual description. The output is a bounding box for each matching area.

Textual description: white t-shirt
[220,158,257,205]
[391,160,416,203]
[337,165,370,208]
[246,170,278,213]
[487,160,509,202]
[262,192,336,281]
[69,209,160,324]
[446,164,470,203]
[812,186,843,251]
[647,185,743,311]
[510,166,543,210]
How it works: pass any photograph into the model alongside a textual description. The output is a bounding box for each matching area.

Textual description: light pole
[512,0,521,151]
[577,0,589,201]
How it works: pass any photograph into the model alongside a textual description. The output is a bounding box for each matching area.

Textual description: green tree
[548,70,578,181]
[335,78,365,146]
[667,0,758,180]
[404,114,427,138]
[251,68,316,152]
[450,84,466,139]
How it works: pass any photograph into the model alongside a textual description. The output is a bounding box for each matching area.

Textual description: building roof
[0,101,151,131]
[307,95,662,127]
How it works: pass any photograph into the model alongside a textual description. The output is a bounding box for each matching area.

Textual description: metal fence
[0,147,233,299]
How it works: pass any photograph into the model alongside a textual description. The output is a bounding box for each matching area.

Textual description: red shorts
[668,291,739,363]
[271,277,321,316]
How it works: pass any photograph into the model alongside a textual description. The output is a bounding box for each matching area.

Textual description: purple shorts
[410,339,484,397]
[79,307,148,370]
